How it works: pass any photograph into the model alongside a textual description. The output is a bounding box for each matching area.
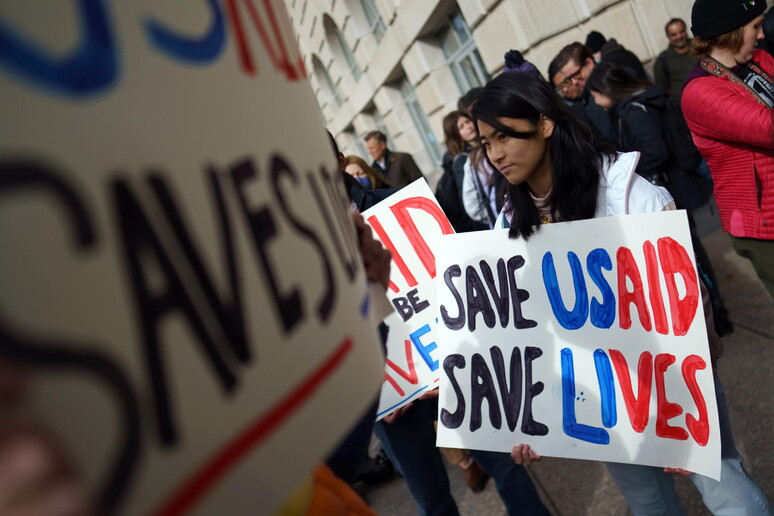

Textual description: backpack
[621,98,710,210]
[658,97,703,173]
[435,153,488,233]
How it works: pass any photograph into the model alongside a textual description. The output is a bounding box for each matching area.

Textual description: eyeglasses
[555,68,583,92]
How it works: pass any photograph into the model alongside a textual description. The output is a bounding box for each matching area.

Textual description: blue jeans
[374,398,548,516]
[606,377,772,516]
[374,399,458,516]
[469,449,548,515]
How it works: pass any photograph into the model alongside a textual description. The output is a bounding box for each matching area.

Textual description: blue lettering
[0,0,117,95]
[543,251,588,330]
[594,349,616,428]
[587,248,616,329]
[561,348,609,444]
[144,0,226,63]
[409,323,438,372]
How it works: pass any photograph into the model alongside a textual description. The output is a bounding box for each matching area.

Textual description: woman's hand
[382,402,414,424]
[510,444,541,466]
[663,467,692,476]
[418,388,439,400]
[353,213,391,289]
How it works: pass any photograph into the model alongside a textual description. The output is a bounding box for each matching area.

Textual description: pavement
[357,200,774,515]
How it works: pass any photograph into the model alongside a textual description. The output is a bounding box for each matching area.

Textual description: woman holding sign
[471,71,772,515]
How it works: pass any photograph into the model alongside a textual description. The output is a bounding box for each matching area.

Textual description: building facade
[285,0,695,186]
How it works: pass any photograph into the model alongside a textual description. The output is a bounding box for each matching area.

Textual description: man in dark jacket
[654,19,698,100]
[364,130,424,189]
[550,42,615,142]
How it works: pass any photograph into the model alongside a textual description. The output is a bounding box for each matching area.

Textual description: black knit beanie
[585,31,606,53]
[691,0,767,39]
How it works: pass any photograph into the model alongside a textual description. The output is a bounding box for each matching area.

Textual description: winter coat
[611,85,670,183]
[435,151,488,233]
[600,39,647,80]
[372,149,424,189]
[495,152,674,227]
[681,50,774,240]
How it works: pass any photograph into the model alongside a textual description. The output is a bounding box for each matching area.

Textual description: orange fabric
[306,463,378,516]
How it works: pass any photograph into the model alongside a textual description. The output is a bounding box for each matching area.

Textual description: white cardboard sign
[361,179,455,419]
[435,211,720,480]
[0,3,384,515]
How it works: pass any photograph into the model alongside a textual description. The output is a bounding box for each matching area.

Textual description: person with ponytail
[473,71,771,516]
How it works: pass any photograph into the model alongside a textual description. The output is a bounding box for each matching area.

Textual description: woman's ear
[539,116,555,138]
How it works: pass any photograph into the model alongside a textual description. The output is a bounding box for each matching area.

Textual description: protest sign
[435,211,720,479]
[361,179,455,419]
[0,2,385,515]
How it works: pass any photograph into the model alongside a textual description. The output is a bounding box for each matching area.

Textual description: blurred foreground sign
[435,211,721,480]
[0,2,384,515]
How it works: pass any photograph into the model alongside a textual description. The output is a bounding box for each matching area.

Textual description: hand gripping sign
[435,211,721,480]
[0,2,384,515]
[361,179,455,419]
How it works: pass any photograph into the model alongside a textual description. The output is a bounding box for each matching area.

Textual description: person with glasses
[548,42,615,142]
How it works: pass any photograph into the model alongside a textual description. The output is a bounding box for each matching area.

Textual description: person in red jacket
[681,0,774,300]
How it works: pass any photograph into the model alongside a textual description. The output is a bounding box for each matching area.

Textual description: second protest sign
[435,211,720,479]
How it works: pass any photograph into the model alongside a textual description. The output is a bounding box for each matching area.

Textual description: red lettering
[389,197,454,280]
[616,246,652,331]
[654,354,688,440]
[367,214,414,293]
[609,350,652,433]
[682,355,710,446]
[657,237,699,336]
[384,339,419,391]
[643,241,669,335]
[383,371,404,396]
[225,0,306,80]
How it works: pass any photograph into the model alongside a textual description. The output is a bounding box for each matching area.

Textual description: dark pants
[374,398,548,516]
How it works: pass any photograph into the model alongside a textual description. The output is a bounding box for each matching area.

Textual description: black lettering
[407,288,430,314]
[470,353,501,431]
[440,354,466,429]
[522,346,548,435]
[392,296,413,322]
[490,346,522,432]
[307,168,357,281]
[480,259,510,327]
[0,160,140,513]
[440,265,465,330]
[507,255,537,329]
[112,178,236,445]
[230,158,303,332]
[466,266,495,331]
[151,171,250,362]
[319,164,360,267]
[272,155,335,323]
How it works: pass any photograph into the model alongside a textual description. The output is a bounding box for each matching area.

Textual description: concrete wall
[286,0,696,187]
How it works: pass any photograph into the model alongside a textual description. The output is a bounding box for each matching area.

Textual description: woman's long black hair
[471,72,615,239]
[585,62,652,103]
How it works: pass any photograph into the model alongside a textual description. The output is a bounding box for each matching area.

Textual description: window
[397,75,442,164]
[324,15,361,81]
[435,11,489,94]
[312,55,341,107]
[360,0,386,42]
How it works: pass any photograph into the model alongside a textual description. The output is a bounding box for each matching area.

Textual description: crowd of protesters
[3,0,772,515]
[321,0,774,515]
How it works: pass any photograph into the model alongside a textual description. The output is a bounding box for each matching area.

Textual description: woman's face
[477,116,554,196]
[456,116,477,143]
[734,14,765,65]
[590,91,614,110]
[345,163,367,178]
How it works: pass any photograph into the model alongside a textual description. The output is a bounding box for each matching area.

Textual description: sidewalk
[359,202,774,515]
